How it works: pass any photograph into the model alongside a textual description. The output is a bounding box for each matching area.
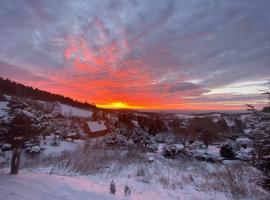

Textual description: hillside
[0,77,96,110]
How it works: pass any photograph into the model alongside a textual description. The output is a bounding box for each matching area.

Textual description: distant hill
[0,77,96,110]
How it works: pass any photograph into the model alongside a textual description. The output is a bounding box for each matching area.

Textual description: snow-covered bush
[190,149,219,163]
[237,147,254,161]
[147,143,159,152]
[189,141,207,150]
[235,137,254,148]
[131,130,153,146]
[25,145,42,154]
[155,133,174,144]
[220,139,255,161]
[148,156,154,163]
[51,136,60,146]
[220,140,240,159]
[63,132,81,141]
[1,143,12,151]
[105,133,128,147]
[162,144,185,159]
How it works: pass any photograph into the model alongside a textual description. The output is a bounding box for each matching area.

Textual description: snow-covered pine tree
[7,98,44,174]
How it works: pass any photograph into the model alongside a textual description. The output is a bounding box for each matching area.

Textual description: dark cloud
[168,82,203,93]
[0,61,49,82]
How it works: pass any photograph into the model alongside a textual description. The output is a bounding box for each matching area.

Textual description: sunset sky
[0,0,269,110]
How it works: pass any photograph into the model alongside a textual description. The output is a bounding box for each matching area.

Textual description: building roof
[53,112,65,118]
[86,121,107,132]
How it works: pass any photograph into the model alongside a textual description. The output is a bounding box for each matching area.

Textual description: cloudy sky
[0,0,269,110]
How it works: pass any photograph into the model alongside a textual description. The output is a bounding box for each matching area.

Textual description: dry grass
[22,140,145,175]
[21,140,269,199]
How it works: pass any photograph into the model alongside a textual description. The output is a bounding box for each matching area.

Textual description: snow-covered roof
[86,121,107,132]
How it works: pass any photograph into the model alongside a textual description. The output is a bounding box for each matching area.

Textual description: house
[53,112,65,119]
[84,120,108,138]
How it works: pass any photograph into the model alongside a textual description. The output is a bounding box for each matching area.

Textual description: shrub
[105,132,128,147]
[124,184,131,196]
[110,180,116,194]
[50,135,60,146]
[189,141,207,150]
[162,144,185,159]
[220,140,240,159]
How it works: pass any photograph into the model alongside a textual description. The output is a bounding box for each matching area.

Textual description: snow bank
[60,104,93,118]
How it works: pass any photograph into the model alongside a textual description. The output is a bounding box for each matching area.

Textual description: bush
[220,140,240,159]
[131,130,153,146]
[162,144,185,159]
[189,141,207,150]
[25,145,43,154]
[50,136,60,146]
[105,132,128,147]
[110,180,116,194]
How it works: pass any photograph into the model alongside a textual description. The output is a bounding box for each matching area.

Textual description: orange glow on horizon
[97,102,143,109]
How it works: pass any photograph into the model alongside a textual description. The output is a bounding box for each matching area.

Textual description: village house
[83,120,108,138]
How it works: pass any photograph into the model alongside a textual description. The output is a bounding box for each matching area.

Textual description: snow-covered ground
[0,171,115,200]
[207,145,220,157]
[1,140,268,200]
[41,137,85,156]
[0,168,230,200]
[60,104,93,118]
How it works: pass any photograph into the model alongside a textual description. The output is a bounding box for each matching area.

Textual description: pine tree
[9,112,40,174]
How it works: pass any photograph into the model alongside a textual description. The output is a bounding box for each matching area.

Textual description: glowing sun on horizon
[96,102,143,109]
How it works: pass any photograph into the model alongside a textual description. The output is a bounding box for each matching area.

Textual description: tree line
[0,77,96,110]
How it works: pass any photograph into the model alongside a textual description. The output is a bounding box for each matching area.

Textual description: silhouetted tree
[188,117,220,147]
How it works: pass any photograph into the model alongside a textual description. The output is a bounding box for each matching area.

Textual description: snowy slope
[60,104,93,118]
[0,170,230,200]
[0,173,115,200]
